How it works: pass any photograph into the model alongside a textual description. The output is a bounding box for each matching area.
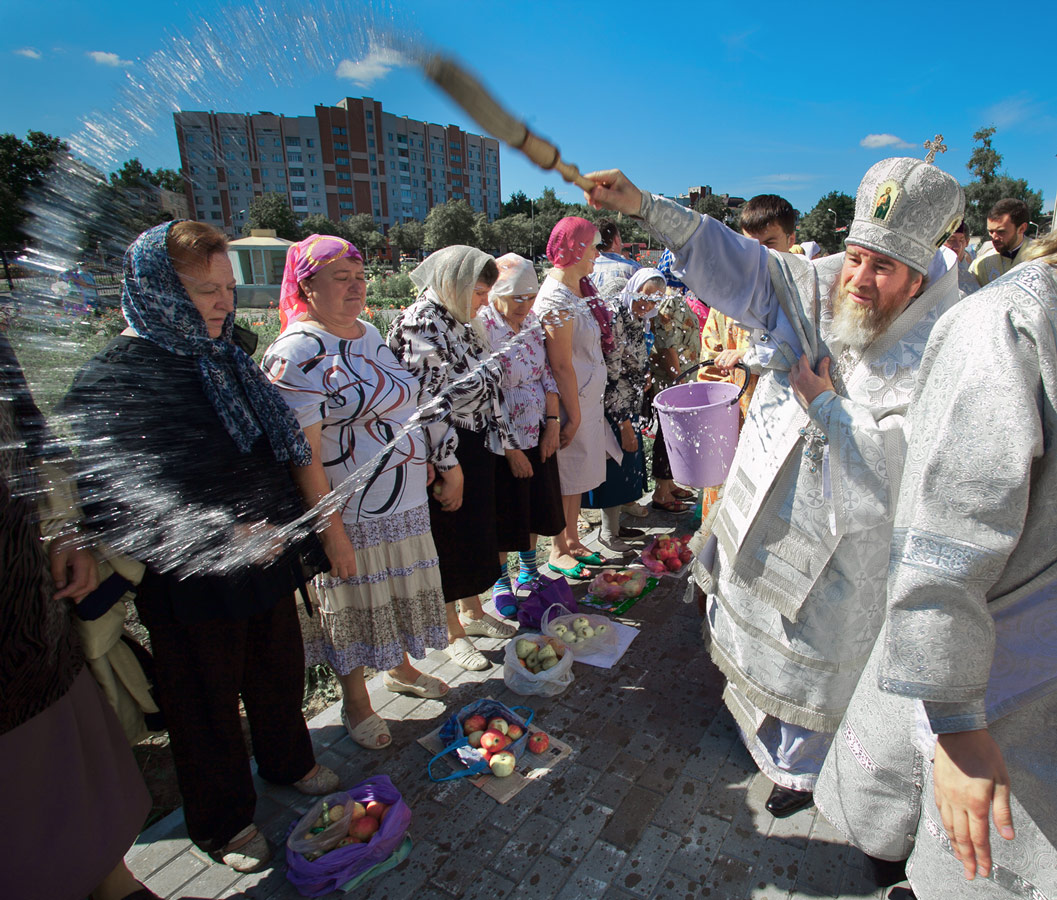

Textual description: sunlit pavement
[126,509,905,900]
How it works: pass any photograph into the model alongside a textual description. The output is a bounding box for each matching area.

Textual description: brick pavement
[126,515,907,900]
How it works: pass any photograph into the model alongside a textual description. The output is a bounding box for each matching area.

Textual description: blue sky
[4,0,1056,217]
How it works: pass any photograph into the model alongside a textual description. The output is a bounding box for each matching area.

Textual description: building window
[287,152,301,162]
[337,172,350,180]
[366,123,374,133]
[186,134,194,143]
[308,154,316,162]
[285,136,301,146]
[332,127,347,136]
[334,141,348,150]
[273,154,282,163]
[306,138,315,147]
[397,134,407,144]
[210,211,221,220]
[313,199,321,207]
[366,110,373,118]
[293,197,307,207]
[339,201,354,210]
[261,169,269,177]
[289,167,304,177]
[273,138,281,147]
[290,182,306,192]
[337,186,352,194]
[311,184,319,192]
[368,139,375,148]
[335,157,349,166]
[370,167,377,176]
[211,195,220,205]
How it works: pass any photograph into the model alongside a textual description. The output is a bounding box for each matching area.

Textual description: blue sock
[517,550,539,584]
[492,570,516,617]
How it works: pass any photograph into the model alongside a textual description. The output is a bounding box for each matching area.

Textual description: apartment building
[175,98,502,235]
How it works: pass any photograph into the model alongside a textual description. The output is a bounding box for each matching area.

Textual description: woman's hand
[934,730,1015,881]
[559,413,580,449]
[505,448,533,479]
[234,521,286,565]
[319,523,357,579]
[539,420,561,462]
[582,169,644,216]
[49,534,99,602]
[426,462,436,487]
[620,420,638,453]
[432,464,464,512]
[715,348,746,374]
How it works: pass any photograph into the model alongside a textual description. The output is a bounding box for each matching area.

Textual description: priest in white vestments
[583,157,965,820]
[815,234,1057,898]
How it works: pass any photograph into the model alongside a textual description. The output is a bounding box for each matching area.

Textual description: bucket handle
[674,359,752,406]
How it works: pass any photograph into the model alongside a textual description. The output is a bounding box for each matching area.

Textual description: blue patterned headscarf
[120,222,311,465]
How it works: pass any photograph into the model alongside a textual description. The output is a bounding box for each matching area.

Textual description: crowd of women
[2,213,715,897]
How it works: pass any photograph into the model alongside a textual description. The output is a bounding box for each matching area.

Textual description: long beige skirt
[298,503,448,674]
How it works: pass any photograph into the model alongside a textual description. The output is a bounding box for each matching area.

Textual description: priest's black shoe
[765,784,814,818]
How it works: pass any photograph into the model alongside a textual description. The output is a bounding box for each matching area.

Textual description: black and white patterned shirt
[387,292,512,470]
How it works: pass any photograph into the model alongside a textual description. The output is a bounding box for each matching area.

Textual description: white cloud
[860,133,915,149]
[15,47,42,59]
[87,50,132,67]
[981,94,1045,129]
[335,47,406,87]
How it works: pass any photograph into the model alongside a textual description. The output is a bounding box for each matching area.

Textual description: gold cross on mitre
[923,134,947,165]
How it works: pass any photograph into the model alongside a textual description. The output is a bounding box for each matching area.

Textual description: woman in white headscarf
[583,268,666,555]
[477,254,565,612]
[387,246,517,671]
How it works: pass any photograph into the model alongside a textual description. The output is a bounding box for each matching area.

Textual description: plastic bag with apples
[428,698,535,782]
[640,533,695,576]
[587,568,649,602]
[504,633,575,697]
[285,775,412,897]
[541,606,619,657]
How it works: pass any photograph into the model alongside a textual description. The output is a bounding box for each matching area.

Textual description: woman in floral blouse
[388,246,517,671]
[477,254,565,611]
[584,268,666,555]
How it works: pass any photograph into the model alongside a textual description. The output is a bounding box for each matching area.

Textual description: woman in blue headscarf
[62,221,336,874]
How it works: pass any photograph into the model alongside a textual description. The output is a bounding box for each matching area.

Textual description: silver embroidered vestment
[815,262,1057,898]
[659,210,961,789]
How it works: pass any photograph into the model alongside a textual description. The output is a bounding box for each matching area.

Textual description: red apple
[480,729,506,752]
[487,717,509,735]
[527,731,550,754]
[349,816,379,841]
[679,549,693,564]
[463,714,487,735]
[506,723,524,740]
[365,801,388,821]
[665,556,682,571]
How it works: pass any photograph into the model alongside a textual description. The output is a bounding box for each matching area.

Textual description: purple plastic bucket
[654,381,741,487]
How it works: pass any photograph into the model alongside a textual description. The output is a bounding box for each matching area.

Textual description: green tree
[243,193,300,240]
[473,212,499,251]
[387,220,425,257]
[298,213,342,238]
[109,158,185,193]
[338,213,385,254]
[492,214,532,255]
[501,190,532,218]
[424,200,477,249]
[0,130,69,250]
[694,194,733,226]
[962,128,1044,237]
[797,191,855,255]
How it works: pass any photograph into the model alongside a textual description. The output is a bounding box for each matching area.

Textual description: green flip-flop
[572,551,606,566]
[547,561,593,580]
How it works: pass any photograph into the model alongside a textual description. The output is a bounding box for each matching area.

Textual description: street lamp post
[827,208,838,228]
[1030,221,1040,238]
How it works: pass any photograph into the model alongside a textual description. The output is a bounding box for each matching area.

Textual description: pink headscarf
[546,217,614,354]
[279,234,363,331]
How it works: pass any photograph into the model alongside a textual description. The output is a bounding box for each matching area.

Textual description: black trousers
[145,594,315,852]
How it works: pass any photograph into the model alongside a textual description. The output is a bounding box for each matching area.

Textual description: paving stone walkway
[125,514,908,900]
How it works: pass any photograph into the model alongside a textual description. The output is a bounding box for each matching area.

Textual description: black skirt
[494,443,566,551]
[428,426,499,601]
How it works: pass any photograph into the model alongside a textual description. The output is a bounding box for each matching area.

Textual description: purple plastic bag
[285,775,411,897]
[516,576,577,630]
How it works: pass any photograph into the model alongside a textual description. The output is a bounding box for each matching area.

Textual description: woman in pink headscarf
[264,234,450,751]
[534,217,621,579]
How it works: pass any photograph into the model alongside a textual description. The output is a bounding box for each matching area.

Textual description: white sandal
[341,707,391,750]
[383,671,449,698]
[446,636,489,670]
[209,824,272,873]
[459,613,516,639]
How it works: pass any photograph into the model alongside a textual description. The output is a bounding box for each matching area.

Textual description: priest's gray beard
[828,283,908,351]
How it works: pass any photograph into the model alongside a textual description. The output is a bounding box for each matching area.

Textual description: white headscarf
[410,245,495,324]
[800,240,822,260]
[618,267,665,331]
[490,253,539,299]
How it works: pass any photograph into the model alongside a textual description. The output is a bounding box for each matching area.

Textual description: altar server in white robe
[583,156,965,819]
[815,233,1057,899]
